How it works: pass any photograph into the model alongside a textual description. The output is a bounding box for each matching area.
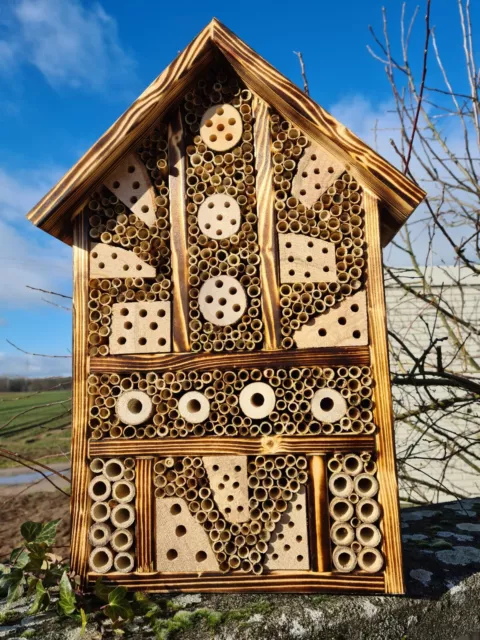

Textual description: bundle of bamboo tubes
[88,457,136,573]
[327,451,384,573]
[86,125,171,356]
[87,366,376,440]
[183,67,263,353]
[270,113,366,349]
[154,454,307,573]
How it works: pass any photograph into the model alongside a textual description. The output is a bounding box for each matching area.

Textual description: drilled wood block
[104,153,156,226]
[155,497,219,572]
[294,291,368,349]
[198,276,247,326]
[292,142,345,208]
[203,456,250,523]
[90,243,155,279]
[278,233,337,283]
[110,302,171,354]
[198,194,241,239]
[264,486,309,570]
[200,104,243,151]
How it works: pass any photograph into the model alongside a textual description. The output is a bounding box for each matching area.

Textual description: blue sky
[0,0,474,376]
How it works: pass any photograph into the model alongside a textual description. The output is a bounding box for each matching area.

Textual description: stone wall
[386,266,480,502]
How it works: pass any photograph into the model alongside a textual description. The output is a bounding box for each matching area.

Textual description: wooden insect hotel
[27,19,425,594]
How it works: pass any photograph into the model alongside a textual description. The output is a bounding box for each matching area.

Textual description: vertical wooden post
[136,457,154,572]
[253,96,281,350]
[168,110,190,352]
[364,189,405,594]
[308,455,331,572]
[70,210,91,583]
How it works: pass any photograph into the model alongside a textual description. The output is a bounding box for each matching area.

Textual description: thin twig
[404,0,431,172]
[41,297,72,312]
[25,285,72,300]
[293,51,309,95]
[6,339,72,359]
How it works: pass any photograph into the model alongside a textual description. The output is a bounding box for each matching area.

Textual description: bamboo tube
[112,480,136,503]
[89,522,111,546]
[88,476,111,502]
[329,497,354,522]
[91,501,110,523]
[111,503,135,529]
[114,552,135,573]
[89,547,114,574]
[357,547,384,573]
[111,528,134,552]
[331,522,355,546]
[332,546,357,573]
[356,523,382,548]
[89,458,105,473]
[328,473,354,498]
[356,498,381,524]
[342,454,363,477]
[354,473,379,498]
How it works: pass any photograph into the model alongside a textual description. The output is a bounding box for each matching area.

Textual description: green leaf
[0,568,25,604]
[94,577,112,603]
[24,543,48,572]
[58,571,77,617]
[80,608,87,635]
[20,522,43,543]
[28,580,50,615]
[105,586,133,624]
[35,520,61,545]
[10,547,30,568]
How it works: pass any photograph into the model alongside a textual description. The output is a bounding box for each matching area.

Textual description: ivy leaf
[24,543,48,572]
[20,522,43,543]
[35,520,61,545]
[0,568,25,604]
[105,586,133,623]
[28,580,50,615]
[10,547,30,568]
[94,577,112,603]
[58,571,77,617]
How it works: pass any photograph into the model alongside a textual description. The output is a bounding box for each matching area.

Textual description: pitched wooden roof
[26,18,425,247]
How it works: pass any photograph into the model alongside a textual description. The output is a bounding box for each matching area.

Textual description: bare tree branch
[293,51,309,95]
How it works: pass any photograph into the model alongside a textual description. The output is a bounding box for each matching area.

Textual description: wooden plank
[168,110,190,352]
[90,345,370,373]
[70,211,91,584]
[87,570,385,593]
[135,457,154,573]
[363,189,405,595]
[309,455,331,572]
[89,435,375,458]
[211,20,425,247]
[253,96,281,349]
[26,25,215,245]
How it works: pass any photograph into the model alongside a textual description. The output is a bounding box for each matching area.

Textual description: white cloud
[0,351,71,377]
[0,0,136,93]
[0,166,72,307]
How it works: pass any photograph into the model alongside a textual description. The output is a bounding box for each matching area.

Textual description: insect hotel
[27,19,425,594]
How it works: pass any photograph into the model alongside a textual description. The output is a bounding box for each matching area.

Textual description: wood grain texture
[27,19,424,249]
[26,23,214,245]
[168,110,190,352]
[88,435,375,458]
[87,570,384,593]
[253,97,281,349]
[363,189,405,595]
[135,457,154,572]
[309,455,331,572]
[210,20,425,247]
[90,346,370,372]
[70,212,91,584]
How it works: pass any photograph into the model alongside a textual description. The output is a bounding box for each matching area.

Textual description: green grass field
[0,390,72,469]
